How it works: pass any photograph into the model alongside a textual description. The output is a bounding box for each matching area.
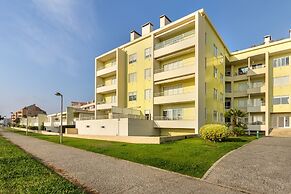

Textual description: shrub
[199,124,229,142]
[28,126,38,130]
[229,127,245,137]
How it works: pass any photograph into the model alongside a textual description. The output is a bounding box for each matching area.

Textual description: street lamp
[55,92,63,144]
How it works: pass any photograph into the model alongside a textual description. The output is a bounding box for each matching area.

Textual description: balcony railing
[249,64,265,70]
[154,90,193,97]
[249,121,265,125]
[154,116,184,120]
[154,30,195,50]
[96,83,116,88]
[154,61,194,74]
[249,83,264,89]
[248,102,265,107]
[96,61,116,71]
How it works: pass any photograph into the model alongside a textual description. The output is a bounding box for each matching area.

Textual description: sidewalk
[0,128,244,194]
[204,136,291,193]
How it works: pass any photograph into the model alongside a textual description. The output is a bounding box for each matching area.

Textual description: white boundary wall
[76,118,158,136]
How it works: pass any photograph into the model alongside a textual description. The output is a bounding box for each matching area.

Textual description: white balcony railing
[154,61,194,74]
[154,30,195,50]
[96,61,116,71]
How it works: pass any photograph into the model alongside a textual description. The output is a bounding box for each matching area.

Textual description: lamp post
[55,92,63,144]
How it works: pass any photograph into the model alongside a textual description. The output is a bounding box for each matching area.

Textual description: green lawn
[0,135,85,194]
[7,128,256,178]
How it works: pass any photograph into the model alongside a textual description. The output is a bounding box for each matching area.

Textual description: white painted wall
[76,118,158,136]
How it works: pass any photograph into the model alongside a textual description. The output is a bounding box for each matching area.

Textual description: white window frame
[213,110,218,122]
[273,96,289,105]
[128,91,137,101]
[144,47,151,59]
[129,53,137,64]
[213,67,218,78]
[213,88,218,100]
[273,76,289,86]
[214,44,218,57]
[128,72,137,83]
[144,89,151,100]
[273,56,289,68]
[144,68,151,80]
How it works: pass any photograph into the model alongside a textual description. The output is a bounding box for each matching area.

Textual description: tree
[224,108,247,129]
[0,115,4,120]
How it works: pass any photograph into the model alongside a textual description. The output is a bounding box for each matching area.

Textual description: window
[128,72,137,83]
[238,66,248,75]
[163,85,183,96]
[273,96,289,105]
[213,88,218,100]
[273,56,289,68]
[144,68,151,80]
[144,47,151,59]
[129,53,137,64]
[220,73,224,83]
[163,60,182,71]
[213,110,218,122]
[144,110,151,120]
[111,95,116,103]
[213,67,218,78]
[220,92,224,102]
[128,92,137,101]
[163,108,183,120]
[144,89,151,100]
[273,76,289,86]
[220,113,224,123]
[214,44,218,57]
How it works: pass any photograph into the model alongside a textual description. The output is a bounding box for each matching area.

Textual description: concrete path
[204,137,291,194]
[0,128,244,194]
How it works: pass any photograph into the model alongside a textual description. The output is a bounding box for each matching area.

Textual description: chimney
[142,22,153,36]
[130,30,141,41]
[264,35,271,44]
[160,15,171,28]
[289,29,291,38]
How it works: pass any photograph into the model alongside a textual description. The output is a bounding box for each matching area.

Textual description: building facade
[88,9,291,136]
[11,104,46,122]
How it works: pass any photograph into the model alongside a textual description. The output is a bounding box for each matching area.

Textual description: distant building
[11,104,46,122]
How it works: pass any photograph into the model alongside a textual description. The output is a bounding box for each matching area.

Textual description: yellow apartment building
[76,9,291,136]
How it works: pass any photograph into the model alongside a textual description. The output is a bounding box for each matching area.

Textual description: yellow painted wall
[123,36,153,115]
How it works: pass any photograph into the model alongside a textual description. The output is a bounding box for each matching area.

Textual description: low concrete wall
[76,119,128,136]
[66,128,78,134]
[76,118,158,136]
[128,119,159,136]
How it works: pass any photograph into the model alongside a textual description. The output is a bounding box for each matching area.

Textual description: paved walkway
[204,137,291,194]
[0,128,244,194]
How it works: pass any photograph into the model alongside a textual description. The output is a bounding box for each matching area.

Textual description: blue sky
[0,0,291,116]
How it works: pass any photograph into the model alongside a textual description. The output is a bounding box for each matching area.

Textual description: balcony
[247,84,266,94]
[96,64,117,78]
[154,63,195,82]
[154,117,195,129]
[247,103,266,112]
[96,102,117,110]
[247,121,266,131]
[154,30,195,58]
[154,91,195,105]
[96,84,117,94]
[247,64,266,77]
[233,90,248,97]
